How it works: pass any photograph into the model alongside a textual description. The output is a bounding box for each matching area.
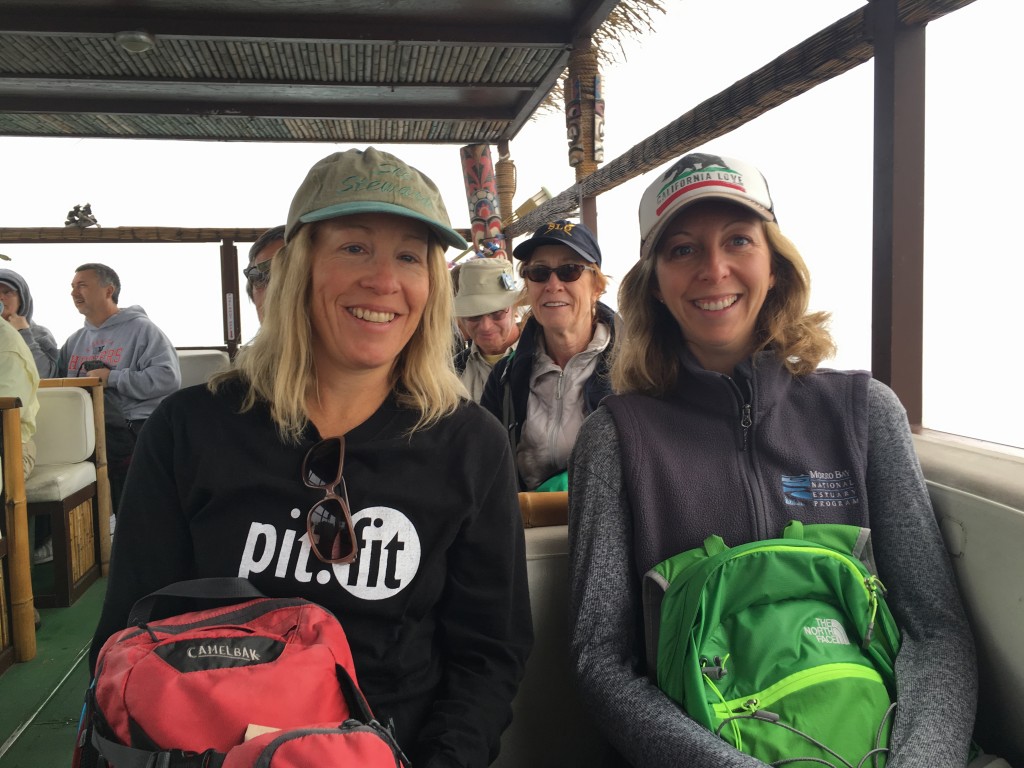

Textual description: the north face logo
[803,618,851,645]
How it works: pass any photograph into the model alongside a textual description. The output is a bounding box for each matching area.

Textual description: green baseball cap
[285,147,468,250]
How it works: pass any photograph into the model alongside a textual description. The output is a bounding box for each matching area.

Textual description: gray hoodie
[57,305,181,423]
[0,268,59,378]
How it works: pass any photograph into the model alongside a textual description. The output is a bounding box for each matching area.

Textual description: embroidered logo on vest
[781,469,860,508]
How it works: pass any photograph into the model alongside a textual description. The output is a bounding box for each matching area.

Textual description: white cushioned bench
[177,349,230,389]
[24,387,100,607]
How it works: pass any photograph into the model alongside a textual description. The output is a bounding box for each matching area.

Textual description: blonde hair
[612,219,835,396]
[212,221,463,443]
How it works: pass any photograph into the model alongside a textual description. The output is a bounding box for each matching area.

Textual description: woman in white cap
[480,219,617,491]
[568,153,976,766]
[90,148,532,768]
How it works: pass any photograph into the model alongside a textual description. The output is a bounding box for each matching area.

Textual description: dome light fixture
[114,30,156,54]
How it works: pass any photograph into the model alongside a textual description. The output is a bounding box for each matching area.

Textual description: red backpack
[74,578,407,768]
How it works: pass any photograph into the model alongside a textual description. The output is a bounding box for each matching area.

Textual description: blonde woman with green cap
[89,147,532,768]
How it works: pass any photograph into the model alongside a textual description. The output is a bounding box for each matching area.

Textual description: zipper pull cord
[740,403,752,451]
[863,574,886,648]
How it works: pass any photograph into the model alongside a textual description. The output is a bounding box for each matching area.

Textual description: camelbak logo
[187,644,262,661]
[155,636,285,672]
[803,618,851,645]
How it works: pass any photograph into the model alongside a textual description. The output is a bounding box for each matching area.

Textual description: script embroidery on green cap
[336,162,436,209]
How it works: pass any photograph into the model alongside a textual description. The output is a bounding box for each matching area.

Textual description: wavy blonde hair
[212,221,463,443]
[612,219,835,396]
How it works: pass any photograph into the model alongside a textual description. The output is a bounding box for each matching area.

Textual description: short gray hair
[76,262,121,303]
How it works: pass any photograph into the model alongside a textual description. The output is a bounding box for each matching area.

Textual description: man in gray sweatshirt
[57,262,181,515]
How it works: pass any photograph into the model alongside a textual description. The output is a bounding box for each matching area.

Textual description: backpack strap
[781,521,878,574]
[127,578,266,625]
[92,731,225,768]
[702,535,728,557]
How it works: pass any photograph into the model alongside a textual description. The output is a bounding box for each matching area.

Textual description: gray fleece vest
[604,351,871,577]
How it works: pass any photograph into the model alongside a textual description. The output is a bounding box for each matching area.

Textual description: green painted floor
[0,577,105,768]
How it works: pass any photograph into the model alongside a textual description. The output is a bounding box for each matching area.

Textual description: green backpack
[642,521,902,767]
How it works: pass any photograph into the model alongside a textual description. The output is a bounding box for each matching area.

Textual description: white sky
[1,0,1020,448]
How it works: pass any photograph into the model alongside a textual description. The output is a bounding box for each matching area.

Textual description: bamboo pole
[495,140,516,259]
[1,397,36,662]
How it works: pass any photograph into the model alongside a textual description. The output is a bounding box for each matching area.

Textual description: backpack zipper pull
[700,654,729,680]
[738,699,779,722]
[863,574,886,647]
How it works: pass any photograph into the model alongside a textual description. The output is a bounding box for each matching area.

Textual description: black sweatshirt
[90,379,532,768]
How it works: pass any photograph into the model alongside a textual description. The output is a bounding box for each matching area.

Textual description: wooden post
[1,397,36,662]
[567,38,602,235]
[460,143,508,259]
[220,239,241,359]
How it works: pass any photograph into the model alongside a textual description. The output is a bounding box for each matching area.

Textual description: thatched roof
[0,0,627,144]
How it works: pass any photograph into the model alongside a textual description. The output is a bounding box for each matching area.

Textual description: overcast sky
[1,0,1019,447]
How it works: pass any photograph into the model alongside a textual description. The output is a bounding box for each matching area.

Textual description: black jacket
[90,379,532,768]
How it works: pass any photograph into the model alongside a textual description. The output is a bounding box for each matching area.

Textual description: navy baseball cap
[512,219,602,267]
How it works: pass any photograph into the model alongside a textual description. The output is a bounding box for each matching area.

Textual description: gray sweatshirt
[57,305,181,423]
[568,367,977,768]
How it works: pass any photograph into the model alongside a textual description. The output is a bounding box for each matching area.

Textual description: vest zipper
[727,375,764,539]
[740,403,752,451]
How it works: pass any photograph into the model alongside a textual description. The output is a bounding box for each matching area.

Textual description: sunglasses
[464,307,511,324]
[302,436,358,564]
[521,263,595,283]
[243,259,272,286]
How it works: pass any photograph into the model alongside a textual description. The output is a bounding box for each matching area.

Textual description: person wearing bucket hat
[90,148,532,768]
[480,219,618,492]
[452,257,521,401]
[567,153,977,767]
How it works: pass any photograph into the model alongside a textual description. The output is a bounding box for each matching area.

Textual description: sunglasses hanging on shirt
[302,436,358,564]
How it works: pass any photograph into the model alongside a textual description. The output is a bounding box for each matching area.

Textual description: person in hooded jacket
[0,268,59,379]
[1,268,59,572]
[480,219,617,492]
[57,262,181,513]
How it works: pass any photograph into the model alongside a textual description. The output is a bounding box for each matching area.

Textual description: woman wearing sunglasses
[567,153,976,766]
[480,219,617,491]
[89,148,532,768]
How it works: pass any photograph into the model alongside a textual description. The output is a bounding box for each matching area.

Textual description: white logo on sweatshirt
[238,507,421,601]
[333,507,421,600]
